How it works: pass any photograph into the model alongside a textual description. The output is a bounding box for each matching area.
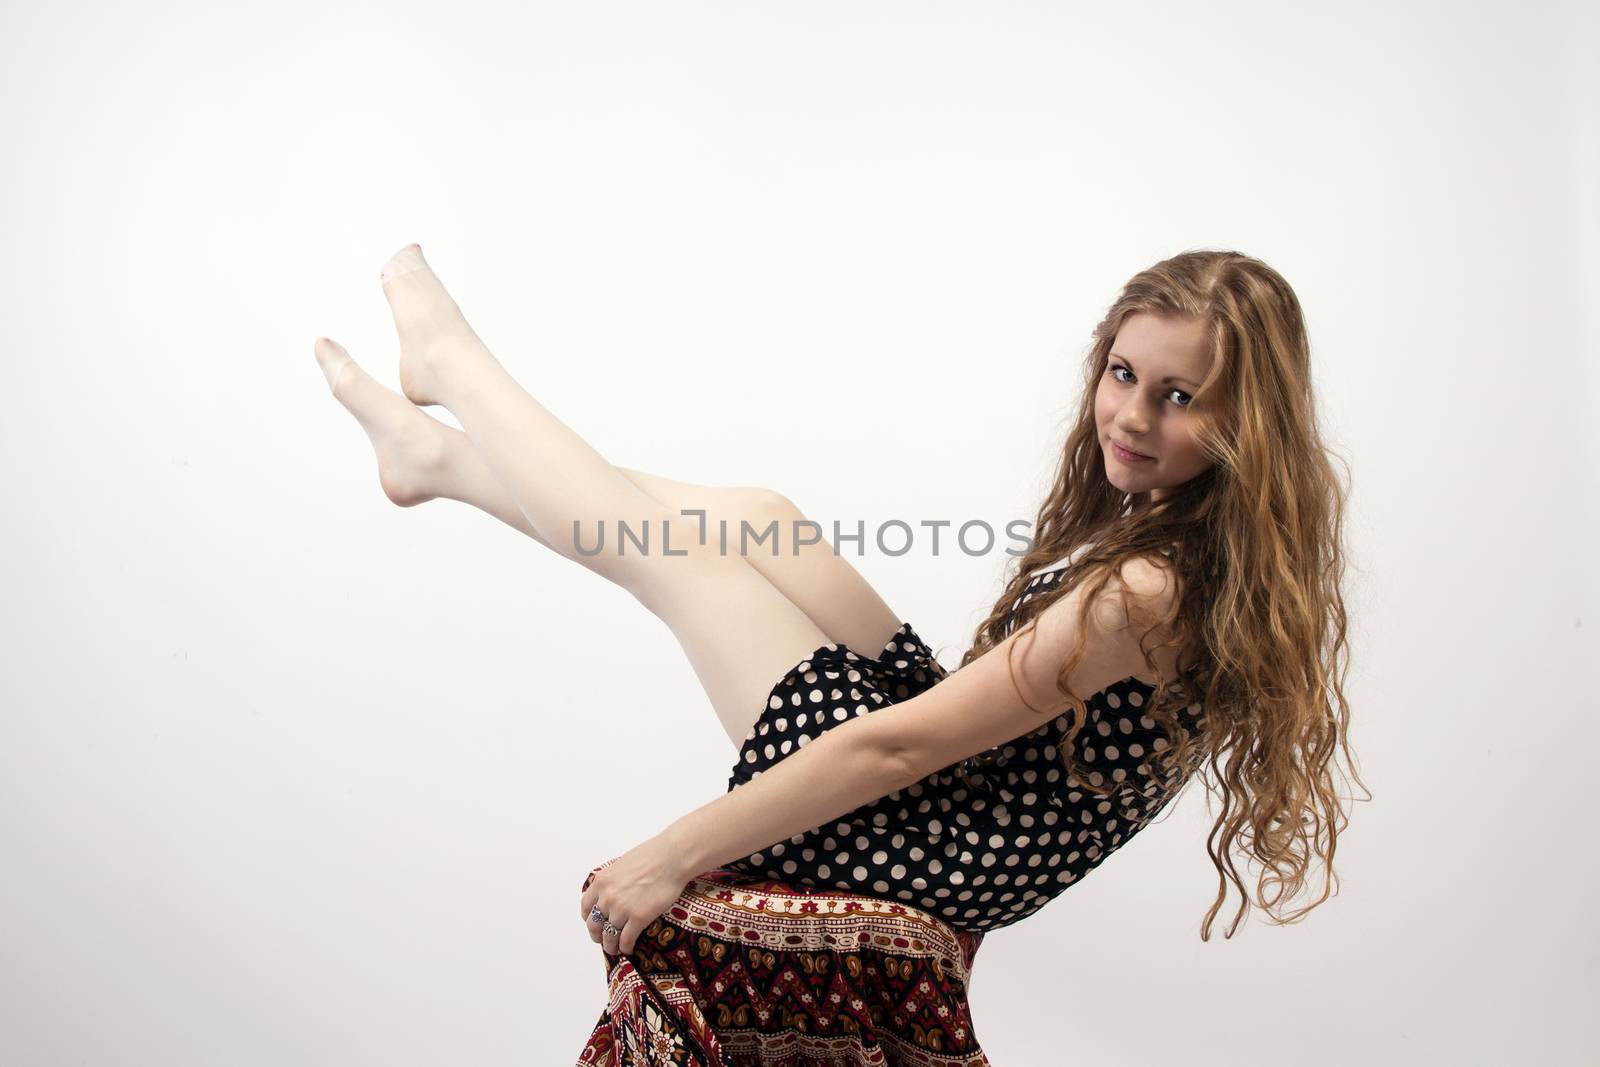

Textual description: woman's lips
[1111,440,1154,462]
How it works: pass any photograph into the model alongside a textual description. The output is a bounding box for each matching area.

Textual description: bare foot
[313,337,457,507]
[378,243,490,407]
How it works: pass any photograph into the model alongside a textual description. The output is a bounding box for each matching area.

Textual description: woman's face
[1094,312,1215,501]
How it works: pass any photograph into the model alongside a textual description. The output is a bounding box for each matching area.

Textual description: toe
[314,337,356,397]
[379,243,429,285]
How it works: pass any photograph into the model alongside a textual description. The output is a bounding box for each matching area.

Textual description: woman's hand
[580,831,697,956]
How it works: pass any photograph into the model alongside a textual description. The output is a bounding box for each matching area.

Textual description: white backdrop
[3,1,1596,1063]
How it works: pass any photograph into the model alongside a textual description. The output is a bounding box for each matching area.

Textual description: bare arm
[870,555,1178,781]
[664,715,909,876]
[661,555,1178,877]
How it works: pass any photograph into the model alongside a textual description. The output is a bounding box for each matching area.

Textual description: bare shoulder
[1083,552,1188,683]
[1085,552,1183,629]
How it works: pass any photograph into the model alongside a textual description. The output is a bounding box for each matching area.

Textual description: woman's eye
[1111,365,1192,408]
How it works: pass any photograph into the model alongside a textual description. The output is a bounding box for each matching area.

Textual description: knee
[732,486,802,527]
[721,487,810,551]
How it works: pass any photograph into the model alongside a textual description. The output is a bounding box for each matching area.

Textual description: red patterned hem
[575,865,989,1066]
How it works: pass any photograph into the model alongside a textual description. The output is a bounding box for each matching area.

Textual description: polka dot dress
[722,564,1205,934]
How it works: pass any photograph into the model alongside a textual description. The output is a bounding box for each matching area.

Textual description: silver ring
[589,905,606,923]
[603,921,620,936]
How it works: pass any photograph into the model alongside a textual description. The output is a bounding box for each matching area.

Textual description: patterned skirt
[576,625,990,1065]
[573,864,989,1066]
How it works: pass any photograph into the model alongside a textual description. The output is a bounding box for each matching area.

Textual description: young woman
[314,244,1362,971]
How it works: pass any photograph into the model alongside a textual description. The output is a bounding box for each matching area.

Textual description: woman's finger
[576,883,601,921]
[619,916,647,956]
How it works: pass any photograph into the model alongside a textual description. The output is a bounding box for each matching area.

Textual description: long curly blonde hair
[958,249,1368,940]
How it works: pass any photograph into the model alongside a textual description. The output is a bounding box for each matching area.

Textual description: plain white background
[3,1,1596,1063]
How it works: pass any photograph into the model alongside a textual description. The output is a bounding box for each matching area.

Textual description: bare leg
[314,244,892,746]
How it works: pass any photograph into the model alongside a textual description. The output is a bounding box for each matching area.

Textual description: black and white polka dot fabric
[722,564,1204,934]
